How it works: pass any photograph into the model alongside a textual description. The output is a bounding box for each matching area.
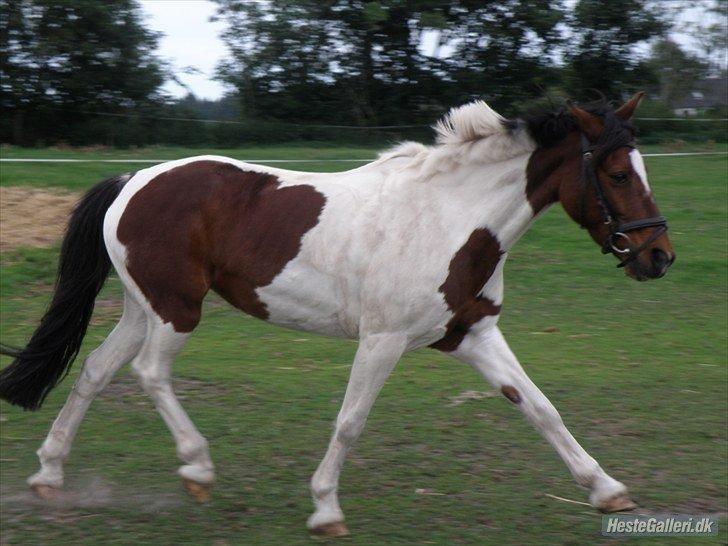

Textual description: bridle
[578,135,667,268]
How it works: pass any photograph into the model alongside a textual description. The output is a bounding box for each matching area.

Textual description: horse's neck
[431,152,541,251]
[525,133,580,214]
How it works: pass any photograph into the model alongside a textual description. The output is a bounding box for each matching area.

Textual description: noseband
[578,135,667,268]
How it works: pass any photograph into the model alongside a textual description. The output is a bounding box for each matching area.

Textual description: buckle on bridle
[606,222,669,268]
[608,232,631,254]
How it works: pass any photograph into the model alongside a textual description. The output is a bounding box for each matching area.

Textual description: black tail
[0,174,131,410]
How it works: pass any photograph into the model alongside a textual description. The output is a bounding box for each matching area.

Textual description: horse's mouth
[624,260,670,282]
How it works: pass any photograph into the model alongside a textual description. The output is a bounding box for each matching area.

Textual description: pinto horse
[0,94,674,536]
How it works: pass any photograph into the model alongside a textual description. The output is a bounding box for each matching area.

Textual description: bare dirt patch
[99,375,231,406]
[0,475,183,515]
[0,186,80,251]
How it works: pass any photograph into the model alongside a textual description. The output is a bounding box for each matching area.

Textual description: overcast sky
[139,0,724,101]
[139,0,230,100]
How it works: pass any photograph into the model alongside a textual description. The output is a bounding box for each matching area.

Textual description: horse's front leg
[448,326,636,513]
[308,332,407,537]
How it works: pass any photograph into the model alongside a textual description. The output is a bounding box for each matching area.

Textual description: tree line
[1,0,725,147]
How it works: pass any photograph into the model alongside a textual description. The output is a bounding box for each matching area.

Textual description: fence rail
[1,151,726,164]
[59,108,728,128]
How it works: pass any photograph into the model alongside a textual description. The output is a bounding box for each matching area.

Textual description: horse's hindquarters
[106,158,334,335]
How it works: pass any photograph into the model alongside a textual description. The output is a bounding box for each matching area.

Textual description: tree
[0,0,166,145]
[436,0,565,112]
[672,0,727,73]
[648,39,709,106]
[214,1,444,124]
[213,0,565,124]
[566,0,665,99]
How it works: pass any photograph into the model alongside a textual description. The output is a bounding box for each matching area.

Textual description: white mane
[376,141,429,162]
[434,100,508,145]
[374,101,536,180]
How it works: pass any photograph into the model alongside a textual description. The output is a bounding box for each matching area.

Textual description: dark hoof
[182,478,212,503]
[598,493,637,513]
[31,484,60,500]
[309,521,350,538]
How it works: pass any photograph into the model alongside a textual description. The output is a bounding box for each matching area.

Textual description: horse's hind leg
[130,313,214,502]
[28,294,146,497]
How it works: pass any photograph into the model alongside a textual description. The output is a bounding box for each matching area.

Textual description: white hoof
[596,493,637,513]
[178,464,214,484]
[307,507,346,531]
[27,469,63,490]
[590,478,635,512]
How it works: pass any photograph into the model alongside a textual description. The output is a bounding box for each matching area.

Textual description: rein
[578,135,667,268]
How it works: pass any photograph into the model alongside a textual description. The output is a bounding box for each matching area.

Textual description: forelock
[592,110,636,164]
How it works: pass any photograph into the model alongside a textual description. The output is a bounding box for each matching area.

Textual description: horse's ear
[568,102,603,142]
[615,91,645,121]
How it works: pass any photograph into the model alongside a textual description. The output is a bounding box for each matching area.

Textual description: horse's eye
[610,172,629,185]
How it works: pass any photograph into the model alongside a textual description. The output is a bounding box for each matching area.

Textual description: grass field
[0,144,726,545]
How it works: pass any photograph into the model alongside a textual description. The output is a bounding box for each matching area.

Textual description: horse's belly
[256,265,360,339]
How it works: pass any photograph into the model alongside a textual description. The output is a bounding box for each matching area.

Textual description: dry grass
[0,186,79,251]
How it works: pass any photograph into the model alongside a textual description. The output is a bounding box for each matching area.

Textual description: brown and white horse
[0,94,674,536]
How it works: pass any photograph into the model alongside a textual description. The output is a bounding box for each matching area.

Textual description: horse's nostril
[651,248,671,269]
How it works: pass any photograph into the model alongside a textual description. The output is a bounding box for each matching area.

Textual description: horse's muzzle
[628,248,675,281]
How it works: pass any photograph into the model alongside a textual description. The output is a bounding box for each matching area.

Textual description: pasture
[0,145,726,545]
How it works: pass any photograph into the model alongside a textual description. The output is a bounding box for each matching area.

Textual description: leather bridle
[578,135,668,268]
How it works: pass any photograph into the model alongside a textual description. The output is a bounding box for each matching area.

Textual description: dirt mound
[0,186,80,251]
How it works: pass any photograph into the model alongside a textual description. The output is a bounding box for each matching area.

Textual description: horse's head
[559,93,675,280]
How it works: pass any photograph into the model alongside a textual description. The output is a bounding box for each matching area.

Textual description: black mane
[521,100,636,158]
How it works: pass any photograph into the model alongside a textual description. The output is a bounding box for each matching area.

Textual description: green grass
[1,146,726,545]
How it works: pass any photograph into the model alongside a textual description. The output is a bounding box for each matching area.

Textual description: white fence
[1,151,726,164]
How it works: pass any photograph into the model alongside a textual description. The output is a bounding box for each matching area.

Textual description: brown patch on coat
[501,385,521,404]
[117,160,326,332]
[430,228,503,352]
